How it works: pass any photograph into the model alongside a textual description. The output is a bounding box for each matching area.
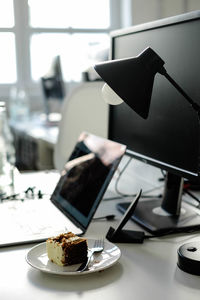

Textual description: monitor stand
[117,172,200,235]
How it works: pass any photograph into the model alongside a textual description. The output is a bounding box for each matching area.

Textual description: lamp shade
[94,47,165,119]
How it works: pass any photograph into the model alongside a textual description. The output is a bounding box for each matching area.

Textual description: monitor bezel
[108,10,200,180]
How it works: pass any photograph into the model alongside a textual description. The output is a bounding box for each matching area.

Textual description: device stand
[117,172,200,235]
[106,189,145,243]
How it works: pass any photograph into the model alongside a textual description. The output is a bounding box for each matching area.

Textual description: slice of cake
[46,232,88,266]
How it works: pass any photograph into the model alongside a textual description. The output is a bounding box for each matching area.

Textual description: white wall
[126,0,200,26]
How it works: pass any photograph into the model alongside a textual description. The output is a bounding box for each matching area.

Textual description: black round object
[177,241,200,275]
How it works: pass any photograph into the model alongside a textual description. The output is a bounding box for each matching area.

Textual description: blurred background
[0,0,200,174]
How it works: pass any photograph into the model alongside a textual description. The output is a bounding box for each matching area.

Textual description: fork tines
[94,238,104,250]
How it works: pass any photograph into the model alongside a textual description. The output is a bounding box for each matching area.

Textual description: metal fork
[77,238,104,272]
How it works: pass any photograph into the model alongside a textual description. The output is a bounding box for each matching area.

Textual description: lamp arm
[159,67,200,119]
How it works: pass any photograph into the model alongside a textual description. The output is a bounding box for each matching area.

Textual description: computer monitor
[41,55,66,120]
[109,11,200,235]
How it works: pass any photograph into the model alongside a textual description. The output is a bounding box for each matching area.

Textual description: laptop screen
[51,132,126,231]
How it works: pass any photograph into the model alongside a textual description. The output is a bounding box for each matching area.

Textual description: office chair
[54,81,108,171]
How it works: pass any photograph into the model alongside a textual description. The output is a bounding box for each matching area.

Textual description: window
[0,33,16,83]
[0,0,16,83]
[29,0,110,29]
[30,33,109,81]
[0,0,121,99]
[28,0,111,81]
[0,0,14,27]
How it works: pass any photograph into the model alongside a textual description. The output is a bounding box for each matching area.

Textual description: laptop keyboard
[0,199,81,245]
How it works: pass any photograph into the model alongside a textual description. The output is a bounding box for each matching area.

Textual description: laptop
[0,132,126,247]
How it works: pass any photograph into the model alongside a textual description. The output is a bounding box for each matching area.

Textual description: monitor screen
[51,132,126,230]
[41,56,65,101]
[108,11,200,234]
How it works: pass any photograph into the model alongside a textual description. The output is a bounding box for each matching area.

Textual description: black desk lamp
[94,47,200,120]
[94,47,200,275]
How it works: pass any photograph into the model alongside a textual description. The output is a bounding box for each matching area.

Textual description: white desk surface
[1,159,200,300]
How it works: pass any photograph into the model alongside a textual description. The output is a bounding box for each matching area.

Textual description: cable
[104,157,164,201]
[114,157,154,198]
[183,189,200,207]
[103,157,133,201]
[114,156,133,197]
[114,158,163,199]
[93,214,116,221]
[159,169,200,208]
[158,169,166,182]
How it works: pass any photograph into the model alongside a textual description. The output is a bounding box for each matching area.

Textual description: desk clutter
[0,132,126,248]
[0,186,45,202]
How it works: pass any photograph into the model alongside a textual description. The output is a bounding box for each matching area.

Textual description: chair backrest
[54,81,109,171]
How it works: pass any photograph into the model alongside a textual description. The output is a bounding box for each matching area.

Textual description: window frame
[0,0,122,101]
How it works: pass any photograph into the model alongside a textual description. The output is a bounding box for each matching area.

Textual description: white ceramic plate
[25,238,121,275]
